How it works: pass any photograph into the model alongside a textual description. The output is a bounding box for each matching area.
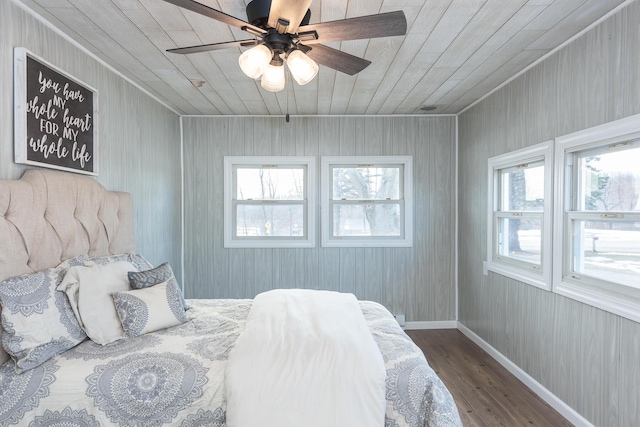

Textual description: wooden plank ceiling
[17,0,627,115]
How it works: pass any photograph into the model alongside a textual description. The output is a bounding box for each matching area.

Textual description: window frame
[223,156,316,248]
[320,156,413,248]
[486,141,554,290]
[553,114,640,323]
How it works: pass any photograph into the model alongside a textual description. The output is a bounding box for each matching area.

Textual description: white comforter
[224,289,387,427]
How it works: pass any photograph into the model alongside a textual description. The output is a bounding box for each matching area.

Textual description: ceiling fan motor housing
[265,31,292,53]
[246,0,311,30]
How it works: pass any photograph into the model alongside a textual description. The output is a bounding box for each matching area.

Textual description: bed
[0,169,462,427]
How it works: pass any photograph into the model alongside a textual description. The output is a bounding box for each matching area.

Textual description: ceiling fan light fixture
[286,49,318,86]
[238,44,272,79]
[261,61,286,92]
[164,0,408,91]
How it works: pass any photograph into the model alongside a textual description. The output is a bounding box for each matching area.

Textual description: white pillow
[58,261,136,345]
[112,278,188,337]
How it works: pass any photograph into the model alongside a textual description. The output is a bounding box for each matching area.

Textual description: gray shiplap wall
[1,0,182,276]
[458,2,640,426]
[182,116,457,322]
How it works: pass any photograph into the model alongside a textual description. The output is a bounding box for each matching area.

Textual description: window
[321,156,413,247]
[487,141,553,289]
[554,114,640,322]
[223,156,315,248]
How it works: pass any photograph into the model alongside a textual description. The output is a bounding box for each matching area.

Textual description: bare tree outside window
[321,156,412,248]
[584,156,639,216]
[487,141,553,289]
[332,167,401,236]
[507,170,525,252]
[497,163,544,264]
[236,168,305,237]
[225,156,316,248]
[572,147,640,287]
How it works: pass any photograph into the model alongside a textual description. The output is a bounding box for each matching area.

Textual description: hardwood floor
[407,329,574,427]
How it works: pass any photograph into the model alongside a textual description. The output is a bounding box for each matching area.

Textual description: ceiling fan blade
[300,44,371,76]
[161,0,266,36]
[167,39,258,55]
[268,0,313,34]
[298,11,407,45]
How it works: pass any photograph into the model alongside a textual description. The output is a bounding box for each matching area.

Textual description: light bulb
[238,45,272,79]
[286,50,319,86]
[261,62,285,92]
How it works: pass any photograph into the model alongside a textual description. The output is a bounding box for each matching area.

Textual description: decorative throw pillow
[84,253,152,272]
[112,278,188,337]
[128,263,187,309]
[0,256,87,373]
[57,261,137,345]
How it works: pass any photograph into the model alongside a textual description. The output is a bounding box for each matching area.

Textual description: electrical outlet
[394,314,406,327]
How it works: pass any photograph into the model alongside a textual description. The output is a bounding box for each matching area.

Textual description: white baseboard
[456,322,594,427]
[403,320,458,330]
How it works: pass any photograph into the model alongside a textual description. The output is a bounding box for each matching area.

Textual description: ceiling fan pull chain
[285,67,290,123]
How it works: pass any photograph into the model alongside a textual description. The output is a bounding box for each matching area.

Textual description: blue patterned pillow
[112,279,188,338]
[128,263,187,309]
[0,256,87,373]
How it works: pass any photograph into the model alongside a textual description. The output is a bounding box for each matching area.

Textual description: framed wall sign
[14,47,99,175]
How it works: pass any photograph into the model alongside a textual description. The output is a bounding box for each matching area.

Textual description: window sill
[224,239,315,249]
[322,237,413,248]
[553,279,640,324]
[486,261,550,291]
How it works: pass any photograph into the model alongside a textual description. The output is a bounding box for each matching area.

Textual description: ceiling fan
[161,0,407,92]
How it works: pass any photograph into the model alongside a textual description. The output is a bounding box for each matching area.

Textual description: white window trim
[486,141,554,290]
[223,156,316,248]
[553,113,640,323]
[321,156,413,248]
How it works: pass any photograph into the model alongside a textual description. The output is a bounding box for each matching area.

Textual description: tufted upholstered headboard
[0,170,135,365]
[0,169,135,282]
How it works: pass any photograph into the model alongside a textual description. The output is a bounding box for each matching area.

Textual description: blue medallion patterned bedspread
[0,299,462,427]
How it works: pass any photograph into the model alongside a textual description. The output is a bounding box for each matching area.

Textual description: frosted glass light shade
[238,45,272,79]
[261,63,286,92]
[286,50,319,85]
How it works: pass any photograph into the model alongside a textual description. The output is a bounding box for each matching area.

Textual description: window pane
[332,167,400,200]
[237,168,304,200]
[497,217,542,265]
[577,145,640,212]
[499,162,545,211]
[572,220,640,288]
[333,204,400,236]
[236,204,304,237]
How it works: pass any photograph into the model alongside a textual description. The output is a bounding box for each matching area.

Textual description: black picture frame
[14,47,99,176]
